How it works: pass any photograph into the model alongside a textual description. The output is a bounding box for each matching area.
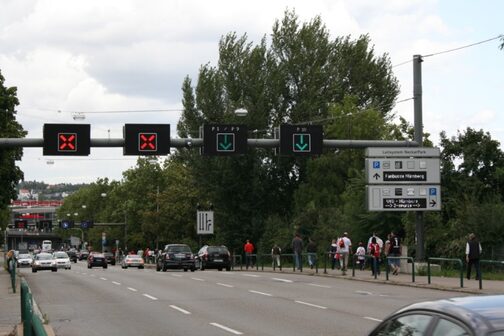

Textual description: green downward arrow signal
[218,133,233,151]
[295,134,309,151]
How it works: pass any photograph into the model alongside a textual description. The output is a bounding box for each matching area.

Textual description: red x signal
[139,133,157,151]
[58,133,77,151]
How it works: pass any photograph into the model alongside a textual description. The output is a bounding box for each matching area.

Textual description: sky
[1,0,503,184]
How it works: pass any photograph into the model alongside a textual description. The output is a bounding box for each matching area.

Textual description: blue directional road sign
[60,220,74,229]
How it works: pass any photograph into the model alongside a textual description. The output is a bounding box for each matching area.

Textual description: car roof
[394,295,504,332]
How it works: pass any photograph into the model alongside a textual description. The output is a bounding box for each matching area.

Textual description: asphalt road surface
[20,261,465,336]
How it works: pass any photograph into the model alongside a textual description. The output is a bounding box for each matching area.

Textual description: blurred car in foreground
[17,253,33,267]
[32,253,57,273]
[368,295,504,336]
[156,244,196,272]
[121,255,144,269]
[87,252,107,269]
[196,245,231,271]
[53,251,71,270]
[103,252,116,265]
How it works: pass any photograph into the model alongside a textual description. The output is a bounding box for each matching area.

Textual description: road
[20,261,464,336]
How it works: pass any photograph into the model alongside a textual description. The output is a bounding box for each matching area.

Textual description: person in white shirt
[355,242,366,270]
[337,232,352,275]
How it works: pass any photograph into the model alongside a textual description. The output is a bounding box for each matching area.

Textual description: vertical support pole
[413,54,425,262]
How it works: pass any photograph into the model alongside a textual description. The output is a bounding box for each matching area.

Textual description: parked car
[53,251,71,270]
[87,252,107,269]
[32,252,57,273]
[368,295,504,336]
[103,252,116,265]
[156,244,196,272]
[66,249,78,263]
[78,250,89,261]
[196,245,231,271]
[17,253,33,267]
[121,255,144,269]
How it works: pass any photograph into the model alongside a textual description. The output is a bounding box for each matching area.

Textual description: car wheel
[139,266,144,269]
[183,268,188,272]
[190,267,195,272]
[200,263,205,271]
[87,264,91,269]
[32,268,36,273]
[218,267,223,271]
[226,266,231,271]
[52,268,57,272]
[156,263,161,271]
[103,265,108,269]
[111,262,116,266]
[162,264,167,272]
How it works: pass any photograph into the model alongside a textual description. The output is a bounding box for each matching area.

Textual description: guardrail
[352,255,381,279]
[385,256,415,283]
[259,253,319,273]
[10,258,16,293]
[21,279,48,336]
[428,257,464,288]
[479,259,504,290]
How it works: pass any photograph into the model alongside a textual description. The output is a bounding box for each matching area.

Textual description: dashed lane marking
[100,277,107,281]
[143,294,158,301]
[217,283,234,288]
[210,323,243,335]
[170,305,191,315]
[242,274,260,278]
[307,283,331,288]
[272,278,293,283]
[295,301,327,309]
[248,290,272,297]
[112,281,121,285]
[127,287,138,292]
[191,277,205,281]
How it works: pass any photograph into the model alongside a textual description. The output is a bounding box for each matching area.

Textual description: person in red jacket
[244,240,255,269]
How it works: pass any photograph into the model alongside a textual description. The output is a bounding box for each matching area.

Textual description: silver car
[121,255,145,269]
[17,253,33,267]
[53,251,71,269]
[32,253,57,273]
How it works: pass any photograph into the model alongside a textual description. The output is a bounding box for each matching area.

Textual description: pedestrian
[271,244,282,270]
[144,247,150,263]
[338,232,352,275]
[367,232,383,253]
[388,232,401,275]
[466,233,482,280]
[244,239,254,270]
[306,238,317,269]
[292,233,303,271]
[368,237,381,276]
[355,242,366,271]
[329,239,338,270]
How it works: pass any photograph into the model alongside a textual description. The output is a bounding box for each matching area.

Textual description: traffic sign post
[196,211,214,234]
[202,124,247,155]
[43,124,91,156]
[365,147,441,212]
[123,124,171,155]
[367,185,441,211]
[278,124,323,155]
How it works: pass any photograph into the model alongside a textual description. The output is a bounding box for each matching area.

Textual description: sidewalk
[230,263,504,295]
[0,259,19,336]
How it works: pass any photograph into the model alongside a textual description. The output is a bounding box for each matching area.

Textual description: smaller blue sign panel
[429,188,437,196]
[373,161,381,169]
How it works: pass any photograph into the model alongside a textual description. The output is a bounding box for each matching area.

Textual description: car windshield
[19,254,31,259]
[37,254,52,260]
[167,246,191,253]
[54,252,68,258]
[208,247,228,253]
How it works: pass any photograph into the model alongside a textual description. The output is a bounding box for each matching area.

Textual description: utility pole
[413,54,425,261]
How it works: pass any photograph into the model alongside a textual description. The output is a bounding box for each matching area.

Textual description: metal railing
[428,257,464,288]
[352,255,381,279]
[479,259,504,290]
[385,256,415,283]
[21,279,48,336]
[259,253,319,273]
[9,258,16,293]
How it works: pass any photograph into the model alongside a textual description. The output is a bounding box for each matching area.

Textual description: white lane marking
[364,317,383,322]
[143,294,158,301]
[308,283,331,288]
[127,287,138,292]
[90,274,96,277]
[355,290,373,296]
[100,277,107,281]
[170,305,191,315]
[191,277,205,281]
[217,283,234,288]
[171,274,183,277]
[295,301,327,309]
[272,278,293,283]
[248,290,272,297]
[112,281,121,285]
[242,274,260,278]
[210,323,243,335]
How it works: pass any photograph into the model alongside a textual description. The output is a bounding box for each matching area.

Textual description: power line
[64,109,183,114]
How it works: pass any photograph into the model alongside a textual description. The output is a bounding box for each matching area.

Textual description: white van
[42,240,52,252]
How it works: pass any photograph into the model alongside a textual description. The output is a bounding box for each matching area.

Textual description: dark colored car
[369,295,504,336]
[197,245,231,271]
[78,250,89,261]
[87,252,108,269]
[66,249,78,263]
[103,252,116,265]
[156,244,195,272]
